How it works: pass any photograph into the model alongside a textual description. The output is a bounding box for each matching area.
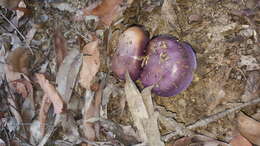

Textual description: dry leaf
[9,79,33,98]
[39,95,51,135]
[6,47,32,75]
[54,31,68,67]
[82,0,124,26]
[173,135,229,146]
[237,112,260,145]
[124,73,164,146]
[230,135,252,146]
[36,73,64,114]
[83,79,105,144]
[79,40,100,89]
[56,49,82,103]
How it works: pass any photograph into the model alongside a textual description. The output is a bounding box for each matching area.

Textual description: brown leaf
[6,48,32,75]
[54,31,68,67]
[39,95,51,135]
[35,73,64,114]
[79,40,100,89]
[82,0,124,26]
[237,112,260,145]
[230,135,252,146]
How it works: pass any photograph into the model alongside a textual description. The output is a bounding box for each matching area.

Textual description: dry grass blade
[79,40,100,89]
[35,73,64,114]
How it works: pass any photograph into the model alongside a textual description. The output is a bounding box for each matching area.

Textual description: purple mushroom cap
[140,35,197,97]
[112,26,149,80]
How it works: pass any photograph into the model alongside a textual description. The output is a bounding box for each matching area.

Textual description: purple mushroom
[112,26,149,80]
[140,35,197,97]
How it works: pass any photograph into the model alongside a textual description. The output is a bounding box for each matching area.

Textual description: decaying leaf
[56,49,82,103]
[237,112,260,145]
[6,47,32,75]
[124,73,164,146]
[36,73,64,114]
[9,79,33,98]
[173,135,229,146]
[53,31,68,67]
[79,40,100,89]
[230,135,252,146]
[82,0,124,26]
[39,95,51,135]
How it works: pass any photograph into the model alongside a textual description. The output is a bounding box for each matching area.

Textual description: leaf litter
[0,0,260,145]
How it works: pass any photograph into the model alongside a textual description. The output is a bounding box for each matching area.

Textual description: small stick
[0,12,33,54]
[162,97,260,142]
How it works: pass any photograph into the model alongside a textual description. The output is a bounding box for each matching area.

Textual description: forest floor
[0,0,259,146]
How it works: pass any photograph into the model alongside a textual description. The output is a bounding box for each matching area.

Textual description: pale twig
[162,97,260,142]
[0,12,33,54]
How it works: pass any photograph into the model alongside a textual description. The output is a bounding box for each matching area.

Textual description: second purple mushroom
[140,35,197,97]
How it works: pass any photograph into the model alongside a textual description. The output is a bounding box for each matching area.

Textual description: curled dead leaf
[237,112,260,145]
[9,79,33,98]
[79,40,100,89]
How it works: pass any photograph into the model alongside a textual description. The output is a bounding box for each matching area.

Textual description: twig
[0,12,33,54]
[162,97,260,142]
[159,115,193,137]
